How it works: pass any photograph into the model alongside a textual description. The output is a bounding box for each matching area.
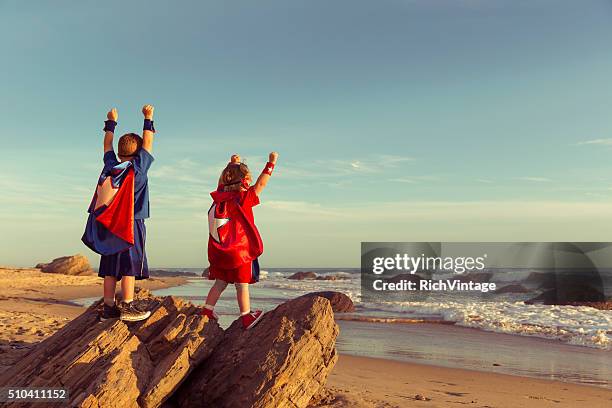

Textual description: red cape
[208,190,263,269]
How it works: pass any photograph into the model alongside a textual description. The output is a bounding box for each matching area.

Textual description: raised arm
[253,152,278,195]
[103,108,118,153]
[142,104,155,153]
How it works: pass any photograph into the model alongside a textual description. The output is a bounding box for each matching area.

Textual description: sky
[1,0,612,268]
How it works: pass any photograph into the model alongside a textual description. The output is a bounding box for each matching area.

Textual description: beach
[0,267,610,407]
[324,355,611,408]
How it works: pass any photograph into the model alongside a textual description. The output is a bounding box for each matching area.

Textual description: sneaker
[241,310,263,330]
[99,303,120,321]
[118,301,151,322]
[199,307,219,321]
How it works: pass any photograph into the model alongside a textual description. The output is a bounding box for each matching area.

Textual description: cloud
[0,174,88,210]
[149,158,215,184]
[265,200,350,218]
[378,155,414,166]
[577,139,612,146]
[388,175,440,184]
[515,177,551,183]
[259,199,612,221]
[277,154,414,180]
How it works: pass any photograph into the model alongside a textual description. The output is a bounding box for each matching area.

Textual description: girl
[201,152,278,329]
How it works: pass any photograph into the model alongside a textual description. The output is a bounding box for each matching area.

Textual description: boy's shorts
[209,259,260,284]
[98,219,149,280]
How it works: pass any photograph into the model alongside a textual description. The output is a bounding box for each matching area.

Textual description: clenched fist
[107,108,118,121]
[230,154,241,164]
[142,104,154,119]
[269,152,279,164]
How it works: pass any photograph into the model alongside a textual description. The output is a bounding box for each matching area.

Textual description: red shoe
[200,307,219,321]
[241,310,263,330]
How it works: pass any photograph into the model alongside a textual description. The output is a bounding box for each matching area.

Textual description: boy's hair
[221,163,250,192]
[118,133,143,157]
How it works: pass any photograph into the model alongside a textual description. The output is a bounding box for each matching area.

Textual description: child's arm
[103,108,118,153]
[142,104,155,153]
[253,152,278,195]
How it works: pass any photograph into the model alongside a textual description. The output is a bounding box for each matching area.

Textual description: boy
[83,105,156,322]
[201,152,278,329]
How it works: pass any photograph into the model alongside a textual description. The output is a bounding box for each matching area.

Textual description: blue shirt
[103,149,154,219]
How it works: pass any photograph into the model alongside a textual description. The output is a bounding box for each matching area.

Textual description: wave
[335,315,454,325]
[373,300,611,350]
[155,272,610,351]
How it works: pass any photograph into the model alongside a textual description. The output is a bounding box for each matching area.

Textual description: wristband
[143,119,155,132]
[103,120,117,133]
[263,161,275,176]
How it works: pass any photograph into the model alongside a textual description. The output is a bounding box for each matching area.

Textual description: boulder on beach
[176,296,339,408]
[525,283,606,306]
[288,271,318,280]
[38,254,95,276]
[0,290,223,408]
[299,291,355,313]
[148,269,198,278]
[495,284,531,294]
[457,271,493,283]
[315,274,350,281]
[523,272,557,289]
[202,267,209,278]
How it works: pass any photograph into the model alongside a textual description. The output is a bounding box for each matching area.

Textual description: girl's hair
[221,162,250,191]
[118,133,143,157]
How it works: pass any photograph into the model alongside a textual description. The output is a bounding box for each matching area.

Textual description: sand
[322,355,612,408]
[0,267,610,407]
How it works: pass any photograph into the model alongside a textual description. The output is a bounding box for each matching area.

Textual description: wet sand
[337,320,612,388]
[322,354,612,408]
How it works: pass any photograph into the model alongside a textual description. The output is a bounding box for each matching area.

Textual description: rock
[40,254,94,276]
[457,271,493,283]
[201,267,209,278]
[525,283,605,305]
[315,275,350,281]
[288,271,318,280]
[0,290,223,408]
[306,388,336,407]
[176,296,339,408]
[299,291,355,313]
[34,263,48,269]
[523,272,557,289]
[495,284,531,294]
[148,269,198,278]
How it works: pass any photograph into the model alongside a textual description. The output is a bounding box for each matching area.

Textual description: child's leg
[235,283,250,315]
[103,276,117,306]
[204,279,228,309]
[121,276,136,302]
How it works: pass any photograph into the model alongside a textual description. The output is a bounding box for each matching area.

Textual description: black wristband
[143,119,155,132]
[103,120,117,133]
